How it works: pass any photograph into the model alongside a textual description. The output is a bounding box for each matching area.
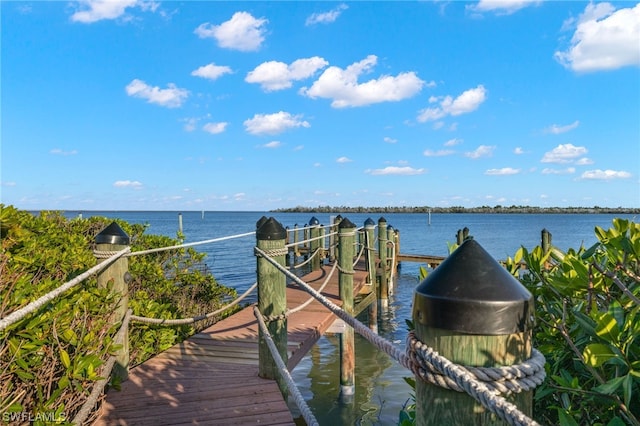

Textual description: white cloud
[541,167,576,175]
[244,111,310,135]
[336,156,352,163]
[1,181,17,187]
[125,79,189,108]
[306,4,348,26]
[203,122,228,134]
[113,180,143,188]
[555,3,640,72]
[300,55,425,108]
[191,63,233,80]
[423,149,455,157]
[467,0,541,15]
[365,166,425,176]
[262,141,282,148]
[194,12,267,52]
[417,85,487,122]
[541,143,588,163]
[575,157,594,165]
[465,145,495,159]
[50,148,78,156]
[484,167,521,175]
[514,147,525,154]
[246,57,328,91]
[580,169,632,180]
[384,137,398,144]
[444,138,463,147]
[70,0,140,23]
[544,120,580,134]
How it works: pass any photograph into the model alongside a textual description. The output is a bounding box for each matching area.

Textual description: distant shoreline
[271,206,640,214]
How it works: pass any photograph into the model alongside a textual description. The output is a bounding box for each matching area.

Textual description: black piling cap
[309,216,320,226]
[256,217,287,240]
[339,217,356,229]
[364,218,375,227]
[95,222,130,245]
[413,239,533,335]
[256,216,269,230]
[378,217,387,224]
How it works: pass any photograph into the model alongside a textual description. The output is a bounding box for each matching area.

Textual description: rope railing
[72,309,132,425]
[254,245,544,426]
[130,282,258,325]
[253,306,319,426]
[0,247,131,332]
[126,231,256,257]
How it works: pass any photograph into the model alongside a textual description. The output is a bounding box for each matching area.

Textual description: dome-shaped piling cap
[256,217,287,240]
[256,216,269,230]
[364,218,375,227]
[95,222,130,245]
[309,216,320,226]
[338,217,356,229]
[413,239,533,335]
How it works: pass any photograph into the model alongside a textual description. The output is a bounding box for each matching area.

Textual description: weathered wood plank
[95,261,370,425]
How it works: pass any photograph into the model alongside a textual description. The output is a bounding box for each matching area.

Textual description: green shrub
[505,218,639,425]
[1,205,238,424]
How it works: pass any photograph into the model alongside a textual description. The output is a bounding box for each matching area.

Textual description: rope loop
[336,264,355,275]
[254,246,289,258]
[407,331,546,396]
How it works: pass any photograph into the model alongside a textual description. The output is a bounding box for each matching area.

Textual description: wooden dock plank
[95,262,369,425]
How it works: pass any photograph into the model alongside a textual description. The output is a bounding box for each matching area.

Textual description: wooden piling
[541,228,552,253]
[338,217,356,402]
[364,218,378,334]
[256,217,288,397]
[95,222,130,382]
[412,239,534,425]
[309,216,320,271]
[377,217,389,307]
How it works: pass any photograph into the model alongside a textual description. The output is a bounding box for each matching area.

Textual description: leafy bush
[1,205,238,424]
[505,218,639,425]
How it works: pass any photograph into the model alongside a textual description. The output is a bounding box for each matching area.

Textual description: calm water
[64,210,637,425]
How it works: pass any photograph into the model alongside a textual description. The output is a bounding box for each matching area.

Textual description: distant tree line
[272,205,640,214]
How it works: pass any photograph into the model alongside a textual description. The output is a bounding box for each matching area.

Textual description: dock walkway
[95,262,369,425]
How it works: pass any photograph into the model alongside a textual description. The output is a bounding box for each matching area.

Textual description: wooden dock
[95,262,370,425]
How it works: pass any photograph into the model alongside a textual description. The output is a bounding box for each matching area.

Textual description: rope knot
[406,331,546,396]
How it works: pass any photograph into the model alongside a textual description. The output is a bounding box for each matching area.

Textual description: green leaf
[557,408,579,426]
[583,343,616,368]
[594,376,625,395]
[605,417,627,426]
[593,312,620,343]
[60,349,71,369]
[622,374,633,410]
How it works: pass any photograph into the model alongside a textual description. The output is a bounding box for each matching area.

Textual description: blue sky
[2,1,639,211]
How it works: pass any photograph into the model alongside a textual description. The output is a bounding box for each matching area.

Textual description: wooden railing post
[387,225,395,293]
[338,217,356,403]
[256,217,288,397]
[541,228,552,253]
[95,222,130,382]
[293,223,300,258]
[364,218,378,333]
[377,217,389,308]
[309,216,320,271]
[329,215,342,262]
[412,239,534,425]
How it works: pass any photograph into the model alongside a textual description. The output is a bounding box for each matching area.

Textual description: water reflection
[290,273,419,425]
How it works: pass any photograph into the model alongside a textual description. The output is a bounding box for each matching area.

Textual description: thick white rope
[0,247,131,332]
[126,231,256,257]
[253,307,319,426]
[253,246,542,426]
[130,282,258,325]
